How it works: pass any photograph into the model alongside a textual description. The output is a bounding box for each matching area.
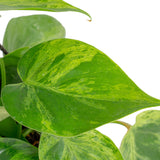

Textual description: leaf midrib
[23,80,149,103]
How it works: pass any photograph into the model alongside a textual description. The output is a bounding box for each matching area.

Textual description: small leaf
[2,48,28,85]
[0,137,38,160]
[120,110,160,160]
[3,14,66,53]
[39,130,123,160]
[2,39,160,136]
[0,48,29,95]
[0,0,90,19]
[0,107,21,138]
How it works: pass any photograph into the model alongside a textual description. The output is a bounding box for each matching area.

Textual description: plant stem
[0,59,6,89]
[22,128,33,137]
[0,44,8,55]
[112,120,132,130]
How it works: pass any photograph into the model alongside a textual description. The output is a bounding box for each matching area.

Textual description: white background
[0,0,160,147]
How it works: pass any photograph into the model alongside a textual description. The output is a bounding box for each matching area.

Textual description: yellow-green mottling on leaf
[1,14,66,87]
[2,39,160,136]
[120,110,160,160]
[39,130,123,160]
[0,0,91,19]
[0,137,38,160]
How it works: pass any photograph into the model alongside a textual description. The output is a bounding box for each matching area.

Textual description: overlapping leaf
[2,48,28,86]
[0,0,90,18]
[3,14,66,52]
[39,130,123,160]
[1,14,65,87]
[120,110,160,160]
[0,107,21,138]
[0,137,38,160]
[2,39,160,136]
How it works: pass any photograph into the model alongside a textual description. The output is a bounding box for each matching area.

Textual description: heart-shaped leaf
[0,0,90,19]
[3,14,66,53]
[2,39,160,136]
[120,110,160,160]
[1,14,66,89]
[0,137,38,160]
[0,107,21,138]
[39,130,123,160]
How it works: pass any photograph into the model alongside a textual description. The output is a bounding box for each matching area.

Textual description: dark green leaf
[0,98,2,106]
[0,0,90,19]
[39,130,123,160]
[2,39,160,136]
[0,137,38,160]
[3,14,66,53]
[0,48,28,96]
[120,110,160,160]
[2,48,29,85]
[0,107,21,138]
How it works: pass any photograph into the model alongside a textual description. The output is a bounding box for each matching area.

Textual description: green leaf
[39,130,123,160]
[0,107,10,121]
[0,0,91,20]
[0,107,21,138]
[0,98,2,106]
[0,58,6,90]
[0,137,38,160]
[0,48,29,96]
[1,14,66,90]
[120,110,160,160]
[3,14,66,53]
[2,48,28,85]
[2,39,160,136]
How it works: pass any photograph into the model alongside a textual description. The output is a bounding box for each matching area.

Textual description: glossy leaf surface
[39,130,123,160]
[0,0,90,18]
[3,14,66,53]
[0,107,21,138]
[120,110,160,160]
[0,137,38,160]
[2,39,160,136]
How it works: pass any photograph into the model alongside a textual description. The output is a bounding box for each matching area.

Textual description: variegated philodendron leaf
[39,130,123,160]
[120,110,160,160]
[2,39,160,136]
[0,137,38,160]
[3,14,66,53]
[0,0,90,19]
[0,107,21,138]
[1,14,65,86]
